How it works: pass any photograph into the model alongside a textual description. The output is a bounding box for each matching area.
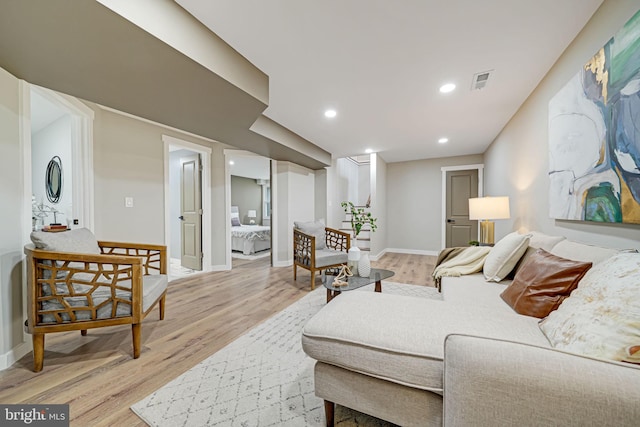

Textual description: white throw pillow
[539,252,640,361]
[294,220,326,250]
[483,232,530,282]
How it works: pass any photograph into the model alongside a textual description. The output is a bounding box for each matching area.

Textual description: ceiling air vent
[471,70,493,91]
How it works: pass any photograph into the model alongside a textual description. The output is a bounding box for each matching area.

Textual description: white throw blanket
[432,246,491,280]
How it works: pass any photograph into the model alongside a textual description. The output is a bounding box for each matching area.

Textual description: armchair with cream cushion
[25,228,168,372]
[293,221,350,290]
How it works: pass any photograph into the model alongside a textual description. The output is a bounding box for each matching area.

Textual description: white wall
[386,154,484,253]
[272,161,315,266]
[31,115,73,226]
[0,67,29,368]
[370,154,387,258]
[485,0,640,249]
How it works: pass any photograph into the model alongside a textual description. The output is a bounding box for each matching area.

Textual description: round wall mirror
[46,156,63,203]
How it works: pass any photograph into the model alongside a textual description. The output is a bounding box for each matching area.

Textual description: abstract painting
[549,9,640,224]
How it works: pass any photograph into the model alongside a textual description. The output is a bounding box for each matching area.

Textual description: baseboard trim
[273,260,292,268]
[0,341,30,371]
[384,248,439,256]
[209,264,231,272]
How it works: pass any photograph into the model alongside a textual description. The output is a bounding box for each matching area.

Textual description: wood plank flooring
[0,252,435,426]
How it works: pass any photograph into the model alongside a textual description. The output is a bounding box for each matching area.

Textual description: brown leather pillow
[500,249,592,318]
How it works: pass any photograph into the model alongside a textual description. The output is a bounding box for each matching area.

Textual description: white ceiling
[228,151,271,180]
[176,0,603,164]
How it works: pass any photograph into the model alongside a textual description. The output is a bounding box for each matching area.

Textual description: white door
[180,154,203,270]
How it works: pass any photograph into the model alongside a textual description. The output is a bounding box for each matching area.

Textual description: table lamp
[468,196,510,245]
[248,210,257,225]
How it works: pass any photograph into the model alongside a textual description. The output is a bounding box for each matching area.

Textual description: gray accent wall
[387,154,484,252]
[484,0,640,250]
[88,104,229,268]
[231,175,263,225]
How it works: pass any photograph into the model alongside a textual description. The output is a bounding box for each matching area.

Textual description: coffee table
[323,268,395,303]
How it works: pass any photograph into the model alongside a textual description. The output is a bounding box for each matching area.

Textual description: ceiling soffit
[0,0,330,169]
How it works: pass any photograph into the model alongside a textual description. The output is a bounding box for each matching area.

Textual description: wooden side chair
[24,228,168,372]
[293,221,350,290]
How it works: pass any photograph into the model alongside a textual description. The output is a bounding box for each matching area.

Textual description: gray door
[180,154,203,270]
[445,169,479,247]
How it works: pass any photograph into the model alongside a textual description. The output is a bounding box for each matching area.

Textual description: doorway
[26,84,95,235]
[441,164,484,248]
[163,135,211,278]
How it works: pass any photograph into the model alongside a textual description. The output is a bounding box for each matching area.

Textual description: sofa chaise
[302,231,640,426]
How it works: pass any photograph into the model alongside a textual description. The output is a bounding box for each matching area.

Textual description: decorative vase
[348,244,361,274]
[358,252,371,277]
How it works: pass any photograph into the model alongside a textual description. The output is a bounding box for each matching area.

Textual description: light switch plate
[125,197,134,208]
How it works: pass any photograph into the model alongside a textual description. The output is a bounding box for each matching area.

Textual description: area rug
[131,282,441,426]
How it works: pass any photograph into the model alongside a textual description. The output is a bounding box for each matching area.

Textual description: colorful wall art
[549,9,640,224]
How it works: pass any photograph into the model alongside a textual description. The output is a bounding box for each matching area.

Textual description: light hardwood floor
[0,252,435,426]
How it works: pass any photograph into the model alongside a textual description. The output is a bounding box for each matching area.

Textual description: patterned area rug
[131,282,441,426]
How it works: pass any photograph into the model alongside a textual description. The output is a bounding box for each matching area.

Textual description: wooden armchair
[293,222,350,290]
[24,228,168,372]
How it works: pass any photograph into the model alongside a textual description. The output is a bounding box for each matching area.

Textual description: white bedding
[231,225,271,255]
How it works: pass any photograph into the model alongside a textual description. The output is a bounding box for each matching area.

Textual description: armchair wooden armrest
[325,227,350,252]
[98,241,167,274]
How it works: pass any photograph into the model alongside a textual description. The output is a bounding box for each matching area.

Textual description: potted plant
[341,201,378,278]
[341,201,378,239]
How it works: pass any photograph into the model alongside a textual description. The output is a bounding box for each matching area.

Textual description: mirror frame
[45,156,63,204]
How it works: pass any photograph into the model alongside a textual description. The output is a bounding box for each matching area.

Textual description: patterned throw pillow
[231,216,241,227]
[539,252,640,361]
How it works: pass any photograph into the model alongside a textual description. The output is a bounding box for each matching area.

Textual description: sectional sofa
[302,231,640,426]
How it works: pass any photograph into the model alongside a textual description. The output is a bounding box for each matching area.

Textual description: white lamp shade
[247,210,257,218]
[468,197,510,220]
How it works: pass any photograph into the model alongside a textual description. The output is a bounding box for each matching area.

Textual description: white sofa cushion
[302,291,549,394]
[441,274,513,314]
[539,252,640,361]
[526,231,566,251]
[549,240,623,264]
[483,232,530,282]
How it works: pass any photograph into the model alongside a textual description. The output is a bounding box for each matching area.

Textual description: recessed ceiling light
[438,138,449,144]
[324,109,337,118]
[229,160,235,165]
[365,148,373,154]
[439,83,456,93]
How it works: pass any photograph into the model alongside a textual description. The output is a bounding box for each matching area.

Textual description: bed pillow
[231,216,241,227]
[500,249,592,318]
[294,220,326,250]
[539,252,640,361]
[483,232,530,282]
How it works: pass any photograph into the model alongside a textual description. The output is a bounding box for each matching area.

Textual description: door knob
[178,216,185,220]
[447,219,455,223]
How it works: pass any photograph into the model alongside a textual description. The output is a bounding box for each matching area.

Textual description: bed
[231,206,271,255]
